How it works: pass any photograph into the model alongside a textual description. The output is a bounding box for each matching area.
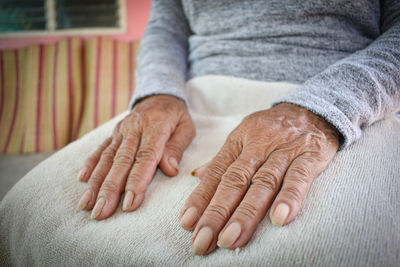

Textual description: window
[0,0,126,36]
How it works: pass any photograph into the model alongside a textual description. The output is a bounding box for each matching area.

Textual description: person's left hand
[179,103,339,255]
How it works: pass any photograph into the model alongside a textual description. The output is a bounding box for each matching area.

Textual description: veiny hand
[77,95,196,220]
[179,103,339,255]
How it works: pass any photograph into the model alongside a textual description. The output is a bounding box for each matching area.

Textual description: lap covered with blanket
[1,76,399,266]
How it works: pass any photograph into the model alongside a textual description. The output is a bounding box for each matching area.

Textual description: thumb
[159,121,196,177]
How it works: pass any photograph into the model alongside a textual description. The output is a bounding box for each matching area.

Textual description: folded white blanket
[1,75,399,266]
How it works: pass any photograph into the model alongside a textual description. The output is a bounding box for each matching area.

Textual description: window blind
[0,0,120,33]
[0,0,46,32]
[56,0,119,29]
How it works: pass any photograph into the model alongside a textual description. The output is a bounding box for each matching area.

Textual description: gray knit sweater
[130,0,400,149]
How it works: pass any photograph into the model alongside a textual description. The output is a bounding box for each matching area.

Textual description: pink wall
[0,0,151,50]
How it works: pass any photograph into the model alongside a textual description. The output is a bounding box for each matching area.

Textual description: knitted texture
[1,76,399,266]
[131,0,400,149]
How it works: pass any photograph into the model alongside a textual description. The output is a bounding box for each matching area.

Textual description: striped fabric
[0,37,139,154]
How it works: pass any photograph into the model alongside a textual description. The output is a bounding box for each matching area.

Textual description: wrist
[275,103,341,145]
[133,94,187,111]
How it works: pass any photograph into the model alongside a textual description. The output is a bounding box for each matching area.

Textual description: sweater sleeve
[129,0,191,109]
[272,0,400,150]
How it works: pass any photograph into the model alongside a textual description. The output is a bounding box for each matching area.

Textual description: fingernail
[131,193,144,210]
[217,222,241,248]
[77,168,87,181]
[192,227,213,255]
[191,168,199,177]
[91,198,105,219]
[191,163,208,178]
[122,191,134,211]
[180,207,198,228]
[169,157,179,173]
[271,203,290,227]
[77,190,92,211]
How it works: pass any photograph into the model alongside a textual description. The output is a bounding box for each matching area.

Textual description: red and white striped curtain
[0,37,139,154]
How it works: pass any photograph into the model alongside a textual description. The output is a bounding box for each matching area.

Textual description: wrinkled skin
[179,103,339,255]
[77,95,339,255]
[77,95,196,220]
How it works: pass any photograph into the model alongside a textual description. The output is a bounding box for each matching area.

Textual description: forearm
[130,0,191,109]
[273,2,400,149]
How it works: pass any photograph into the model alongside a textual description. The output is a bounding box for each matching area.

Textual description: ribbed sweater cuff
[129,83,188,110]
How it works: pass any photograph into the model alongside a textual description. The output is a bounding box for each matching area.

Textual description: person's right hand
[77,94,196,220]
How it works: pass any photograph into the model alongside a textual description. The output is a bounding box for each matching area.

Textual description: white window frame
[0,0,126,38]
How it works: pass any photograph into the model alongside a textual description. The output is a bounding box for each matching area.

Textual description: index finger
[121,125,173,211]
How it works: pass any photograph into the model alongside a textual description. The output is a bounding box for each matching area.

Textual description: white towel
[1,75,399,266]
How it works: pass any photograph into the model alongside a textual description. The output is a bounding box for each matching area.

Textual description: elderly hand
[180,103,339,255]
[77,95,196,220]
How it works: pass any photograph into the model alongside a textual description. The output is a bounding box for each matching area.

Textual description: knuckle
[102,146,117,159]
[238,154,263,169]
[253,165,281,192]
[114,152,134,166]
[300,151,319,162]
[218,181,245,193]
[136,146,158,162]
[125,130,140,140]
[236,201,259,221]
[283,186,304,202]
[191,185,216,206]
[89,174,104,186]
[253,173,280,192]
[100,180,122,195]
[223,166,251,189]
[203,203,230,222]
[205,159,227,182]
[291,174,310,190]
[290,165,311,179]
